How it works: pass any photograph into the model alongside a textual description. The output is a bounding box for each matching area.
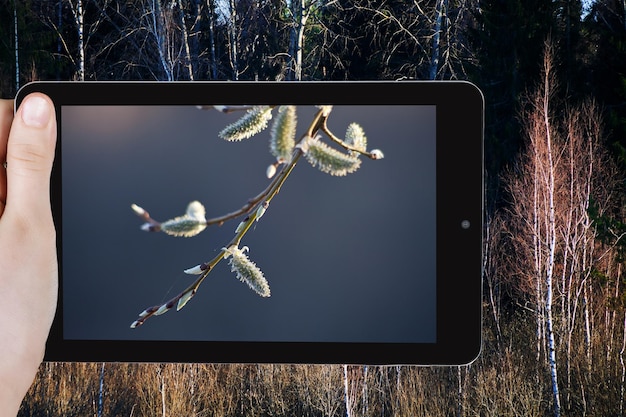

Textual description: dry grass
[18,317,626,417]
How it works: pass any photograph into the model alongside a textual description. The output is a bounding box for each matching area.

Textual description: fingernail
[21,96,51,128]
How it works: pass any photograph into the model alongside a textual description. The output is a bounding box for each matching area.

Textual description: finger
[4,93,57,224]
[0,99,14,217]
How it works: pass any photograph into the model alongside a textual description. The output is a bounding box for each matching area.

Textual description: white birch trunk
[66,0,85,80]
[207,0,218,79]
[619,312,626,415]
[361,365,368,415]
[294,0,309,81]
[158,365,167,417]
[228,0,239,80]
[75,0,85,81]
[343,365,354,417]
[456,366,463,417]
[542,61,561,417]
[97,362,105,417]
[287,0,310,81]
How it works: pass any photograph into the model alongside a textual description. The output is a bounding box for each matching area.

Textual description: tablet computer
[16,81,483,365]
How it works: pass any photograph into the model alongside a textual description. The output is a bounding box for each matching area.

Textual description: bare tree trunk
[207,0,218,79]
[342,365,365,417]
[343,365,353,417]
[456,366,464,417]
[430,0,444,80]
[509,40,564,415]
[77,0,84,80]
[294,0,308,81]
[287,0,310,81]
[619,312,626,415]
[540,49,561,417]
[228,0,239,80]
[611,264,622,362]
[188,0,202,79]
[361,365,368,415]
[158,365,166,417]
[176,0,195,80]
[97,363,105,417]
[65,0,85,80]
[150,0,174,81]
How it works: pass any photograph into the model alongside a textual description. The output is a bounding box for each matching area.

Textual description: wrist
[0,339,44,417]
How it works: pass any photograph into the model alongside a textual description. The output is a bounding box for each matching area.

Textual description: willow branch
[130,108,326,328]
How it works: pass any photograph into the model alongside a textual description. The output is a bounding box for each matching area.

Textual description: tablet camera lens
[461,220,471,229]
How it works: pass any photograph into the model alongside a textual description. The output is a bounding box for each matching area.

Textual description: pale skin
[0,94,58,417]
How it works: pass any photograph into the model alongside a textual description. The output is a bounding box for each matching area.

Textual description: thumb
[5,93,57,223]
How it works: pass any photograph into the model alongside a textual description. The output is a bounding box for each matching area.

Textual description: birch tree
[70,0,85,80]
[506,42,562,416]
[175,0,195,80]
[502,39,623,415]
[319,0,477,80]
[286,0,314,80]
[41,0,85,81]
[42,0,111,81]
[227,0,240,79]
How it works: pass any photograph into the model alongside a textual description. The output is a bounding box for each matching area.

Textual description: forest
[2,0,626,415]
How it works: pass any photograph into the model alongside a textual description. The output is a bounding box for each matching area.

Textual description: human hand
[0,94,57,417]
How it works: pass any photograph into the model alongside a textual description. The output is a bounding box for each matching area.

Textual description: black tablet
[16,81,483,365]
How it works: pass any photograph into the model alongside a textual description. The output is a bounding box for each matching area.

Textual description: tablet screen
[61,104,437,343]
[16,81,483,365]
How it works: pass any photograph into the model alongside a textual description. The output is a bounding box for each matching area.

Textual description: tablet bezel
[16,81,483,365]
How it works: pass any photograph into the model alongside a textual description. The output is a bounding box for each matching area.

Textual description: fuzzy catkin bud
[303,136,361,176]
[223,246,271,297]
[270,105,297,161]
[219,106,273,141]
[160,217,206,237]
[345,123,367,155]
[160,201,207,237]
